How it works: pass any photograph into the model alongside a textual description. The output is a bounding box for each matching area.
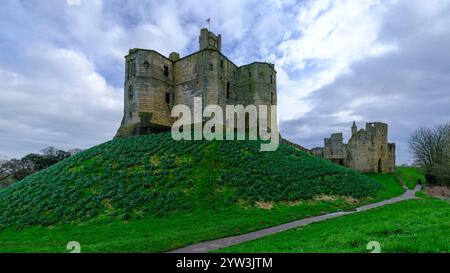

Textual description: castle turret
[169,52,180,61]
[199,28,221,52]
[351,121,357,135]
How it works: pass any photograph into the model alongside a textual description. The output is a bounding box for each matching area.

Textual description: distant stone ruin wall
[316,122,396,173]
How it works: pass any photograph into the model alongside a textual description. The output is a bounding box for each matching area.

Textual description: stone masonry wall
[116,29,277,137]
[321,122,395,173]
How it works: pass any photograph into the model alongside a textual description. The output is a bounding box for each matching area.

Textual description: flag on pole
[206,17,211,30]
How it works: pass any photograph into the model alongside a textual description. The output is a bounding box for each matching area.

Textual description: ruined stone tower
[116,28,277,137]
[351,121,357,135]
[312,121,396,173]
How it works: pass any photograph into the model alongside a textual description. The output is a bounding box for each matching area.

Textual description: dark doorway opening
[378,158,382,173]
[165,92,171,104]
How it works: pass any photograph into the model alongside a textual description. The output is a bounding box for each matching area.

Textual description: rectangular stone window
[128,85,134,100]
[226,82,230,99]
[126,62,130,80]
[130,61,136,78]
[126,60,134,80]
[164,65,169,77]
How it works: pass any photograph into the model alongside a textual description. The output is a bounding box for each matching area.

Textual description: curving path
[169,185,421,253]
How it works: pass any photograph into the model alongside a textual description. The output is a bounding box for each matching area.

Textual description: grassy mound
[0,133,380,230]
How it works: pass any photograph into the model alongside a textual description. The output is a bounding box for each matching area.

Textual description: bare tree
[0,159,35,188]
[409,122,450,185]
[0,148,75,189]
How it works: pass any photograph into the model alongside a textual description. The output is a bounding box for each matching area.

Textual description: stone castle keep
[116,28,277,137]
[312,122,396,173]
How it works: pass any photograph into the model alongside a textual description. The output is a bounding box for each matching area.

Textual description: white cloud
[280,0,450,164]
[275,0,397,120]
[0,46,122,157]
[0,0,201,157]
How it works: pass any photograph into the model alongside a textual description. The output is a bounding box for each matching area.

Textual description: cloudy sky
[1,0,449,164]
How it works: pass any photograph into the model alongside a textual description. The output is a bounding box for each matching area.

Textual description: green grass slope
[217,198,450,253]
[396,167,425,189]
[365,172,405,199]
[0,133,380,230]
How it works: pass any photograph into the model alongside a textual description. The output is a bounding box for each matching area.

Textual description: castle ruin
[116,28,277,137]
[312,122,396,173]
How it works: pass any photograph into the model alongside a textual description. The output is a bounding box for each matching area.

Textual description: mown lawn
[396,167,425,189]
[0,172,404,253]
[216,198,450,253]
[0,200,366,253]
